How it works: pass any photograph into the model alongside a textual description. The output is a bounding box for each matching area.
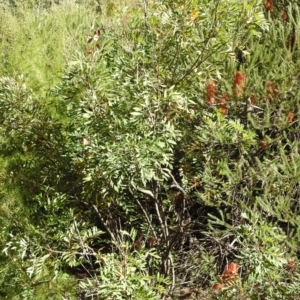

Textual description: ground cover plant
[0,0,299,299]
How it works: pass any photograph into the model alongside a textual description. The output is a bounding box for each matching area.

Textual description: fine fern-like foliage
[0,0,99,95]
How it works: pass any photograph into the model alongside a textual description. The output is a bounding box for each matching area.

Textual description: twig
[162,168,185,195]
[129,188,158,240]
[168,254,176,294]
[173,0,221,86]
[154,199,169,244]
[137,186,169,246]
[93,205,117,243]
[137,186,155,198]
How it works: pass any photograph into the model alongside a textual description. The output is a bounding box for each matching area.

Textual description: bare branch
[93,205,117,243]
[137,186,155,199]
[162,168,185,195]
[129,188,158,240]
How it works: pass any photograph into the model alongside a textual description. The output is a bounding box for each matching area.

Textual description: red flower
[287,32,296,50]
[221,262,239,283]
[287,259,296,273]
[249,93,256,104]
[260,140,268,149]
[213,262,240,292]
[218,93,230,105]
[213,283,225,292]
[266,0,273,12]
[282,11,288,23]
[206,80,218,104]
[288,112,295,123]
[217,92,230,115]
[218,107,228,115]
[227,262,239,273]
[265,81,279,102]
[233,71,246,98]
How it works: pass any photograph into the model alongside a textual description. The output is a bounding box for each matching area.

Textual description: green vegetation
[0,0,299,299]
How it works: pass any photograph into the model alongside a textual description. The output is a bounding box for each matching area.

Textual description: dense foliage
[0,0,299,299]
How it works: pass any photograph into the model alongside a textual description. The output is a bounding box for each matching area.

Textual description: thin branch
[168,254,176,294]
[137,186,155,198]
[93,204,117,243]
[155,199,169,245]
[136,186,168,242]
[173,0,221,86]
[129,188,158,240]
[162,167,185,195]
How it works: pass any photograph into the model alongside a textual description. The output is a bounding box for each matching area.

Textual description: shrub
[0,0,300,299]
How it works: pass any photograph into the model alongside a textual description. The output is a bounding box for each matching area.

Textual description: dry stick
[161,168,192,293]
[129,188,158,240]
[162,167,188,249]
[155,178,170,244]
[137,186,155,198]
[162,168,185,195]
[162,167,186,219]
[169,253,176,295]
[152,177,170,248]
[137,185,171,277]
[93,204,117,244]
[153,195,171,277]
[137,186,168,242]
[154,199,169,244]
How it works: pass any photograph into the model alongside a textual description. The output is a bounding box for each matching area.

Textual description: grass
[0,0,142,96]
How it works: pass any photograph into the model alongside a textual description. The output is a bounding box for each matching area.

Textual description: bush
[0,0,299,299]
